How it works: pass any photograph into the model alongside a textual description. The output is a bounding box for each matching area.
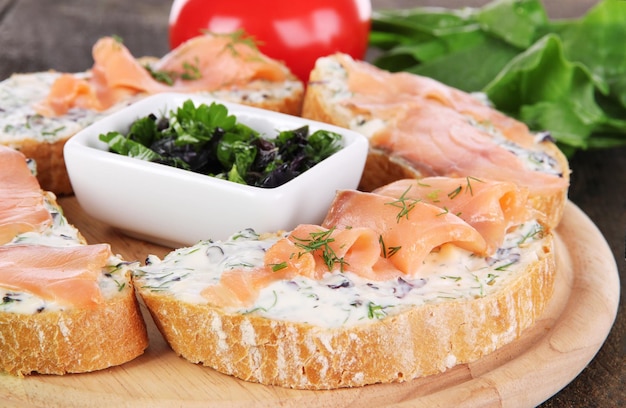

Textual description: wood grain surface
[0,1,623,406]
[0,200,618,407]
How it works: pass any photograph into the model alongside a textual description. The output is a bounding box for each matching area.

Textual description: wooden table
[0,0,622,407]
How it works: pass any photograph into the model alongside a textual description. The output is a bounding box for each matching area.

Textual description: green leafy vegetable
[99,99,343,188]
[369,0,626,155]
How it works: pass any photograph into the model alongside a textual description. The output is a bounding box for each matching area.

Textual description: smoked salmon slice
[321,54,568,206]
[321,190,487,276]
[368,101,567,198]
[202,186,495,308]
[0,244,112,309]
[373,177,530,254]
[336,53,535,147]
[37,34,293,117]
[0,146,52,244]
[152,34,290,89]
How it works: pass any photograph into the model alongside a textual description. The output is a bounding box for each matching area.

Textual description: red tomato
[168,0,372,83]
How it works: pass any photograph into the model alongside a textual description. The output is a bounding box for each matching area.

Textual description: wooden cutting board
[0,200,620,408]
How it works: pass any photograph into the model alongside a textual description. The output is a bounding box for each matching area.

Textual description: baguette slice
[302,54,570,230]
[0,146,148,376]
[134,207,556,389]
[0,35,304,196]
[0,72,116,195]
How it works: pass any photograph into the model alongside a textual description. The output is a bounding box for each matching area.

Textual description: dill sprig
[385,186,419,223]
[367,302,388,319]
[292,227,348,272]
[518,223,544,245]
[145,57,202,85]
[447,186,462,200]
[379,235,401,258]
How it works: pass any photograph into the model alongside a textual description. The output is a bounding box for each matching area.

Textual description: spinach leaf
[369,0,626,155]
[474,0,548,48]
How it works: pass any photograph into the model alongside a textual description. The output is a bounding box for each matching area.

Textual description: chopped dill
[385,186,419,222]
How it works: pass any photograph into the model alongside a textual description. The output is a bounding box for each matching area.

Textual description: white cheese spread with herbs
[207,79,303,105]
[0,72,303,147]
[0,72,131,145]
[0,195,134,315]
[134,222,547,328]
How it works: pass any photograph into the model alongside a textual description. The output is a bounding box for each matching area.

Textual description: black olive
[251,138,278,171]
[156,116,170,132]
[259,162,301,188]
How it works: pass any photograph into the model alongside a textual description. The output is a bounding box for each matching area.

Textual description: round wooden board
[1,200,620,408]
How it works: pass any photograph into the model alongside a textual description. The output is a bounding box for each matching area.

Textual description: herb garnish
[518,223,544,245]
[145,57,202,85]
[271,262,288,272]
[220,29,261,54]
[367,302,388,319]
[243,290,278,314]
[379,235,401,258]
[99,99,343,188]
[495,261,517,271]
[447,186,462,200]
[42,126,66,137]
[385,186,419,222]
[447,176,482,200]
[2,293,20,305]
[292,227,348,272]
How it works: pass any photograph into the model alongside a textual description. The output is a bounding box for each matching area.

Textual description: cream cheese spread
[0,72,303,147]
[0,72,103,144]
[134,222,547,328]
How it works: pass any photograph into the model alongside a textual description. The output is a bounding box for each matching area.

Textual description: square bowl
[64,93,368,248]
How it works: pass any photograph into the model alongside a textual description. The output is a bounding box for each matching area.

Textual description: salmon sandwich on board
[133,174,557,389]
[302,53,570,230]
[0,145,148,376]
[0,33,304,195]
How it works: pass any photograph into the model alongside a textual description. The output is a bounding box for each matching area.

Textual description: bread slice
[0,37,304,196]
[134,212,556,389]
[0,147,148,376]
[301,54,570,230]
[0,72,112,195]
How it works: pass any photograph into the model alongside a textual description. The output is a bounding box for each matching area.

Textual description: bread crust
[137,235,555,390]
[0,279,148,376]
[6,137,73,196]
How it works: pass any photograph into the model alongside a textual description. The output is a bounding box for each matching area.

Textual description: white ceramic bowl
[64,93,368,248]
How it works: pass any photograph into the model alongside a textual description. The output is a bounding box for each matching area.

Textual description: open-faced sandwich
[133,175,556,389]
[0,33,304,195]
[0,145,148,376]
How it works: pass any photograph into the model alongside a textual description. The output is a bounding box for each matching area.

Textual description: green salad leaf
[369,0,626,155]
